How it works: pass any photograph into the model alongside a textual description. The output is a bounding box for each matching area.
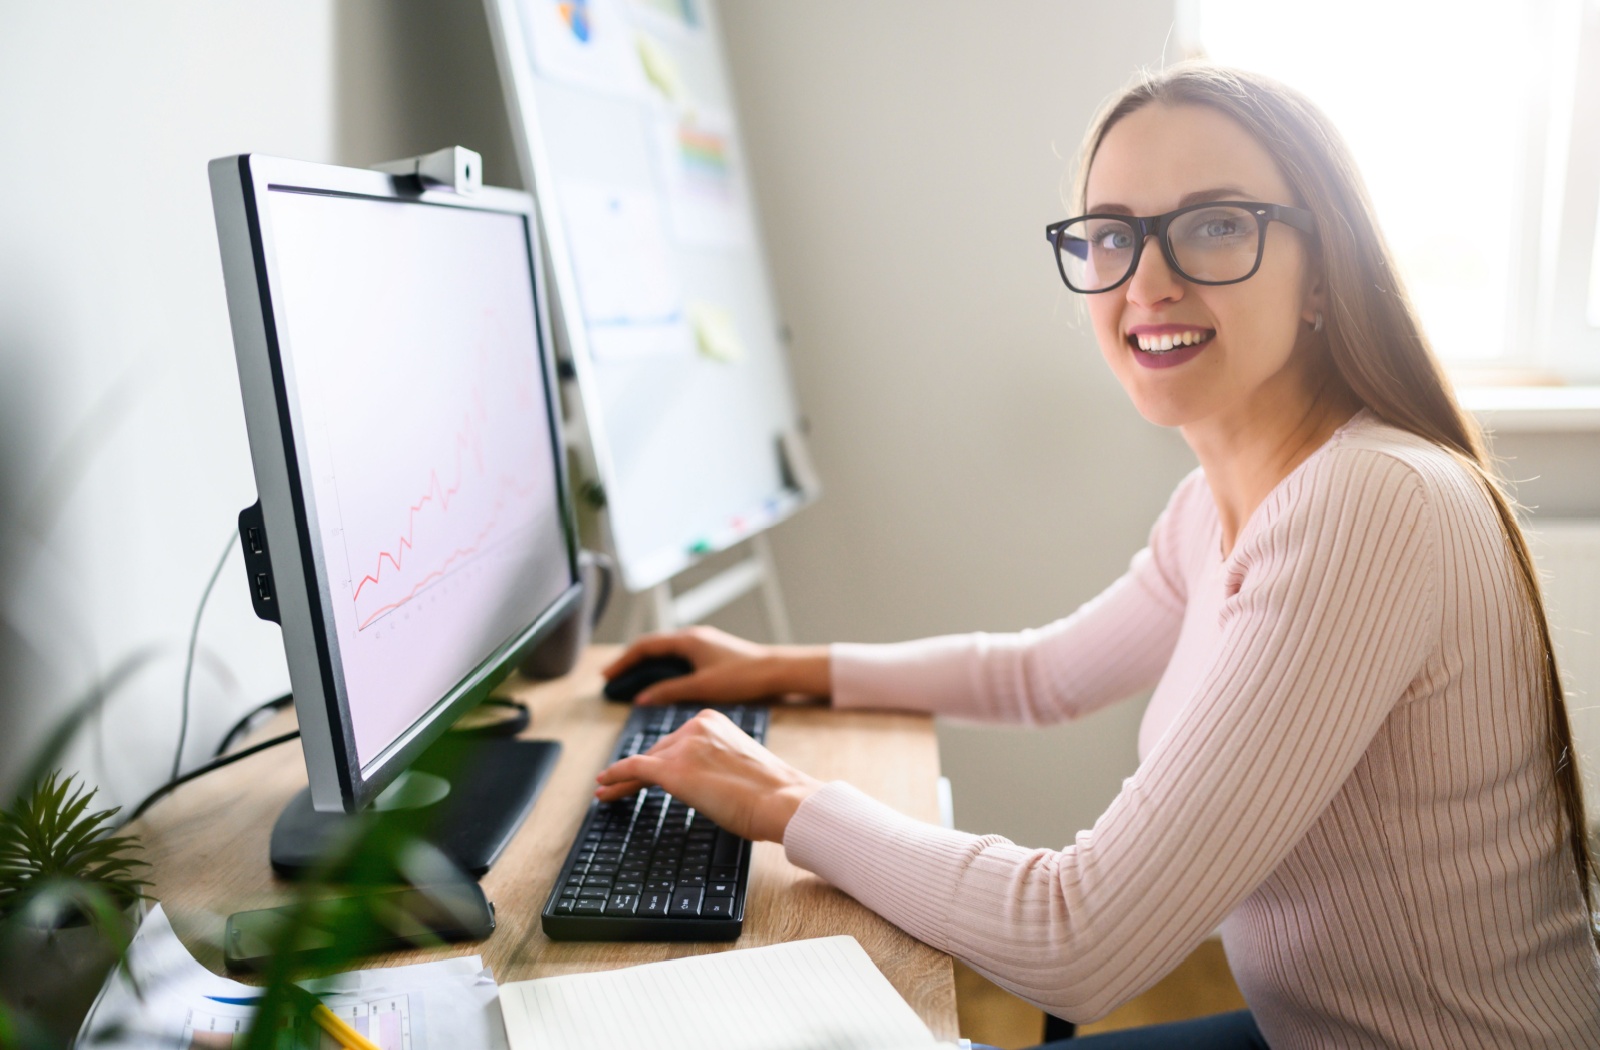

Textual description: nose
[1125,234,1184,308]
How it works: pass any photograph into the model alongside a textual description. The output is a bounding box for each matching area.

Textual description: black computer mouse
[602,655,694,702]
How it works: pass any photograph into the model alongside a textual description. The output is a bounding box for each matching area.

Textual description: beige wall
[715,1,1193,846]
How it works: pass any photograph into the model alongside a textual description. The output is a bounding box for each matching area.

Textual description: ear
[1301,259,1327,328]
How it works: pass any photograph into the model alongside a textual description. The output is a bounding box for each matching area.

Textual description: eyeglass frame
[1044,200,1318,294]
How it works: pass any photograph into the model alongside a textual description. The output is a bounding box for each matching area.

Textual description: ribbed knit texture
[784,412,1600,1048]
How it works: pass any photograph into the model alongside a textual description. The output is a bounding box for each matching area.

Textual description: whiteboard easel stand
[623,532,795,642]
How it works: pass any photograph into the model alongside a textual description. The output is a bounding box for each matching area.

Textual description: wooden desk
[133,646,958,1039]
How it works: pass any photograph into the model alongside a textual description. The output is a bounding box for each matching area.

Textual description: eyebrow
[1088,186,1251,215]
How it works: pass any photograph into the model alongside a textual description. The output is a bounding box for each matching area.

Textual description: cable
[214,692,294,758]
[130,693,523,824]
[172,530,239,782]
[130,728,299,824]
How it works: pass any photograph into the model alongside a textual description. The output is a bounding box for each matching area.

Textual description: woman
[594,64,1600,1048]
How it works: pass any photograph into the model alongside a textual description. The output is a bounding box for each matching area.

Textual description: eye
[1200,218,1242,238]
[1091,226,1134,251]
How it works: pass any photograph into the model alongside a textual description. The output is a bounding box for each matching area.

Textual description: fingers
[597,753,661,787]
[601,632,696,678]
[635,673,714,707]
[596,779,649,802]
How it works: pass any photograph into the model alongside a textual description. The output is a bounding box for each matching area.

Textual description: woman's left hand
[594,709,823,843]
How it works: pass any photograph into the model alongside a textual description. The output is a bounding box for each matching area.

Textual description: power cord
[126,696,528,824]
[214,692,295,758]
[172,529,239,781]
[128,728,299,824]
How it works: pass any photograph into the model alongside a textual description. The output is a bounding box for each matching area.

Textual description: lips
[1125,326,1214,370]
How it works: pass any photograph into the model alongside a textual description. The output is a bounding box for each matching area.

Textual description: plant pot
[0,899,146,1047]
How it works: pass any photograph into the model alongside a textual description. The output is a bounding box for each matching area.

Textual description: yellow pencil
[308,1002,382,1050]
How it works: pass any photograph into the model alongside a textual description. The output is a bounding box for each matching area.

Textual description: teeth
[1134,330,1210,353]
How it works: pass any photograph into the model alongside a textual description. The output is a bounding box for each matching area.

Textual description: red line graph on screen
[352,486,521,629]
[345,381,535,631]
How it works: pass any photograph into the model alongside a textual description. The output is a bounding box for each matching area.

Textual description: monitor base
[269,736,561,881]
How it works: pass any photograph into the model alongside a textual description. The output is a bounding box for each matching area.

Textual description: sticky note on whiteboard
[690,302,743,363]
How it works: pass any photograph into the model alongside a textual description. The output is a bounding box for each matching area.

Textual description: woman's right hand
[601,626,831,706]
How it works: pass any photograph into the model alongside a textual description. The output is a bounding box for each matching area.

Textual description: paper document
[498,935,960,1050]
[77,904,506,1050]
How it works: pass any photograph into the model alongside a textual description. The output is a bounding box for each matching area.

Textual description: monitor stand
[269,735,561,881]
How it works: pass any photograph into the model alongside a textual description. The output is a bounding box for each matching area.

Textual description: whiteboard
[483,0,815,592]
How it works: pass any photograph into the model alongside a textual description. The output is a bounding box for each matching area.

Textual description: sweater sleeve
[827,471,1202,725]
[785,450,1440,1021]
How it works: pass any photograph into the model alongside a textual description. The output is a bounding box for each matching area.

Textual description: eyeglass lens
[1056,205,1264,292]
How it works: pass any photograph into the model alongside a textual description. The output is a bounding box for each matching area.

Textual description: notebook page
[498,935,952,1050]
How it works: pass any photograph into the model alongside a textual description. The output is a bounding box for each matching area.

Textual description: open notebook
[498,935,962,1050]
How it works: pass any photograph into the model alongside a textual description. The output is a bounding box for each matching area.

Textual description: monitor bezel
[210,153,581,814]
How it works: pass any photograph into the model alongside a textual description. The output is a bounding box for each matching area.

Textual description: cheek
[1085,298,1124,363]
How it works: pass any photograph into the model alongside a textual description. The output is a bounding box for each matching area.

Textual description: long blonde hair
[1079,63,1596,938]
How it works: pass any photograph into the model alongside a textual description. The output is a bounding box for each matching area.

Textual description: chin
[1117,379,1203,430]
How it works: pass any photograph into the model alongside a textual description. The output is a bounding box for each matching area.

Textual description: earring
[1311,311,1325,335]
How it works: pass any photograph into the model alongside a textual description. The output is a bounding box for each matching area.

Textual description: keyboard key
[583,874,614,886]
[605,894,638,916]
[578,887,609,900]
[709,866,738,882]
[712,832,742,866]
[560,885,580,898]
[708,881,734,896]
[588,862,619,876]
[678,874,706,888]
[702,896,735,918]
[639,890,671,916]
[613,880,642,893]
[553,899,575,915]
[669,888,703,917]
[573,899,605,914]
[646,878,676,892]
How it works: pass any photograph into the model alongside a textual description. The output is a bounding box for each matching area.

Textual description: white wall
[717,1,1195,846]
[0,4,339,807]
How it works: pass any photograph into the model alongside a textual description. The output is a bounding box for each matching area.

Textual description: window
[1179,0,1600,383]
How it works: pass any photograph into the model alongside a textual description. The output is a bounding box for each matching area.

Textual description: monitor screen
[263,188,570,770]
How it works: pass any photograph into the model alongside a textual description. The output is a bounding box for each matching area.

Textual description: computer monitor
[209,154,578,877]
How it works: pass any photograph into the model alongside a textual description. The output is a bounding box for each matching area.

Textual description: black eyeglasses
[1044,201,1317,294]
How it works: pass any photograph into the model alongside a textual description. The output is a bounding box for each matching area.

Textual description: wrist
[765,646,831,698]
[765,775,824,843]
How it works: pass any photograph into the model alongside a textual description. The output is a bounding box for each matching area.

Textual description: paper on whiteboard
[519,0,648,98]
[560,183,693,362]
[654,108,753,248]
[626,0,705,39]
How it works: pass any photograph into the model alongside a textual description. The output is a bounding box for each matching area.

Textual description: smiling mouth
[1127,329,1216,354]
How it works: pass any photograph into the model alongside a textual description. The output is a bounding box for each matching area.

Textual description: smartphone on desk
[224,882,495,972]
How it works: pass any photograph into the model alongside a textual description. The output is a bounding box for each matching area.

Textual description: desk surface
[133,646,958,1039]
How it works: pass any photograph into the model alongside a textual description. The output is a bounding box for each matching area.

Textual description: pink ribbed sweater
[783,412,1600,1048]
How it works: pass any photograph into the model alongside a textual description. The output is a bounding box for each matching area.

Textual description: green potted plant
[0,771,151,1047]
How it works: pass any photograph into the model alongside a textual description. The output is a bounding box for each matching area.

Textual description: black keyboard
[540,703,769,941]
